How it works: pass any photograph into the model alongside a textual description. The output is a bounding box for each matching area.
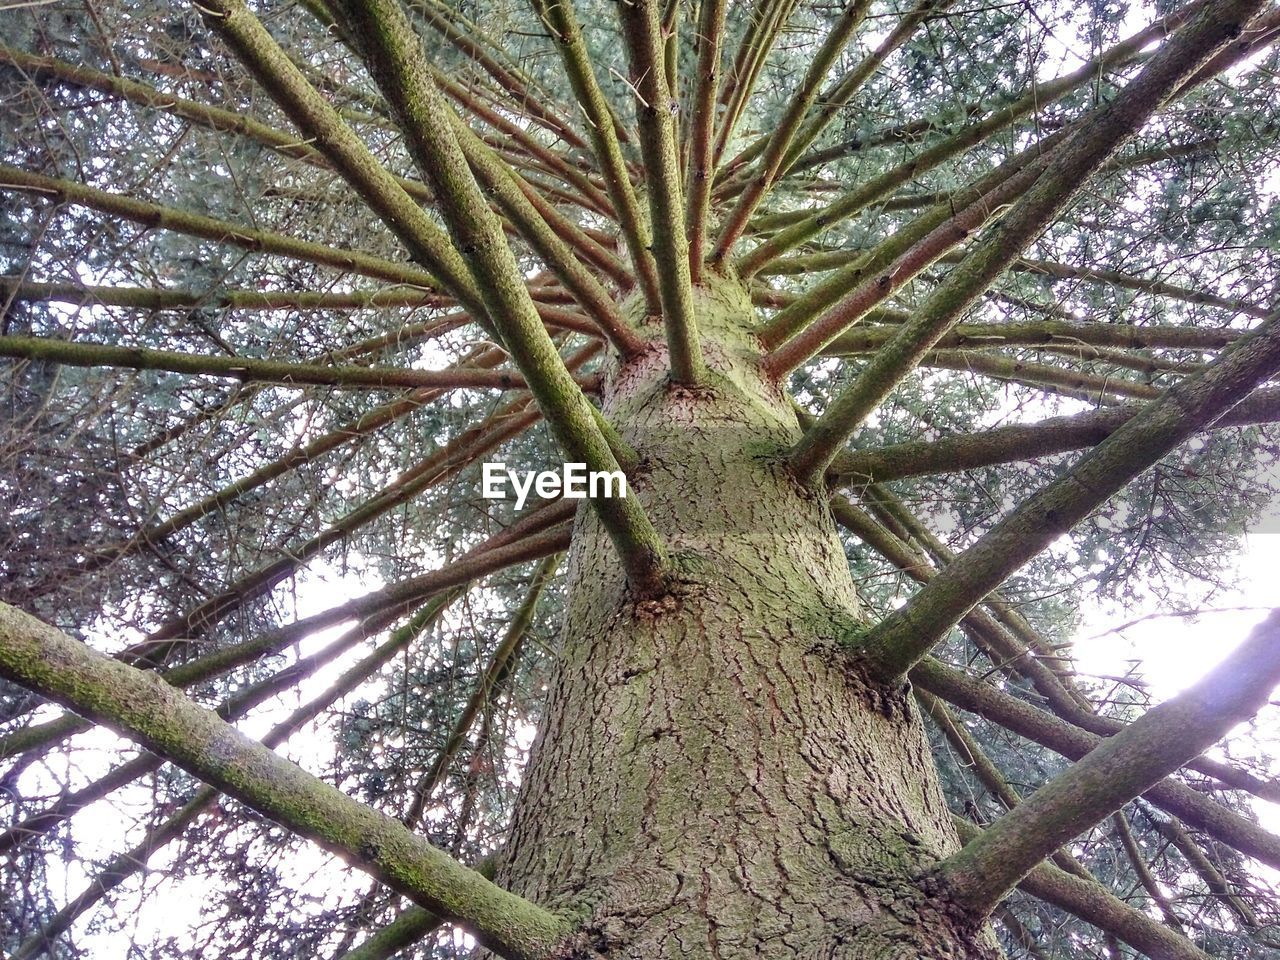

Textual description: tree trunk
[500,278,998,958]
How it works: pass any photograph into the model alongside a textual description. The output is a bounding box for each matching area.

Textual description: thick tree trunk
[501,279,997,958]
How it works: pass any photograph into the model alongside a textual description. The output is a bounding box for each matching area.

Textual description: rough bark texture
[499,278,997,958]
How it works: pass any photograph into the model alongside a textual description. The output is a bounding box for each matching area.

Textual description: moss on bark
[497,277,996,958]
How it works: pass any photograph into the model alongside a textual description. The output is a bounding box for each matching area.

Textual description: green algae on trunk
[499,279,997,958]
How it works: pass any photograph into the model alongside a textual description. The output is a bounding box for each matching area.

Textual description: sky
[1074,532,1280,846]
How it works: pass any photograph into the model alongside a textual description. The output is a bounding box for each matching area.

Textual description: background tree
[1,0,1280,955]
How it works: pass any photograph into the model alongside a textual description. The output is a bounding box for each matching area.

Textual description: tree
[1,0,1279,954]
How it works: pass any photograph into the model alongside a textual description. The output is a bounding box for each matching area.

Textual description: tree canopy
[1,0,1279,956]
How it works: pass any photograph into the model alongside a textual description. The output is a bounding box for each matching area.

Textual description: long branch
[823,318,1242,355]
[936,609,1280,916]
[786,0,1264,482]
[735,1,1203,273]
[0,165,439,289]
[851,301,1280,683]
[707,0,872,262]
[531,0,662,309]
[333,0,670,596]
[0,602,569,960]
[915,657,1280,870]
[828,384,1280,485]
[23,344,507,601]
[0,506,573,763]
[0,334,591,392]
[617,0,706,381]
[711,0,797,165]
[402,553,559,828]
[951,818,1211,960]
[406,0,584,150]
[193,0,490,323]
[685,0,728,282]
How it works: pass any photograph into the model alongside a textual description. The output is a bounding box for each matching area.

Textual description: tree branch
[531,0,663,309]
[785,0,1265,483]
[951,818,1211,960]
[331,0,670,596]
[401,552,560,829]
[0,334,597,392]
[913,657,1280,870]
[0,509,573,763]
[617,0,706,382]
[735,0,1204,272]
[0,164,440,290]
[850,301,1280,683]
[0,601,570,960]
[828,385,1280,485]
[707,0,873,263]
[685,0,727,282]
[935,609,1280,916]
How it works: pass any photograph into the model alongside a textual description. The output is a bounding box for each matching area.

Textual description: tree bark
[498,278,997,958]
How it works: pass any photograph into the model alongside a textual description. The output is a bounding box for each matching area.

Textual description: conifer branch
[192,0,498,323]
[135,403,546,662]
[617,0,706,383]
[936,609,1280,917]
[0,334,599,393]
[444,118,645,356]
[763,247,1273,321]
[0,276,454,312]
[0,165,441,289]
[920,692,1094,879]
[0,588,463,857]
[20,344,509,599]
[754,125,1071,347]
[951,818,1212,960]
[715,0,947,185]
[0,507,574,763]
[0,601,570,960]
[919,351,1163,402]
[332,0,670,596]
[913,658,1280,870]
[335,907,448,960]
[531,0,663,310]
[774,0,952,177]
[711,0,798,165]
[432,70,616,216]
[851,301,1280,683]
[828,385,1280,485]
[734,1,1203,273]
[685,0,727,282]
[822,318,1242,356]
[263,1,620,319]
[401,553,560,828]
[1111,811,1187,932]
[406,0,585,150]
[708,0,872,264]
[786,0,1265,483]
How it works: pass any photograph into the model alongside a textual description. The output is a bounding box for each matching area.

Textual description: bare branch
[617,0,706,382]
[851,302,1280,683]
[936,609,1280,916]
[0,600,569,960]
[787,0,1265,482]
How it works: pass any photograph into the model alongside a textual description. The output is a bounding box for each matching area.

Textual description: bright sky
[1074,533,1280,844]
